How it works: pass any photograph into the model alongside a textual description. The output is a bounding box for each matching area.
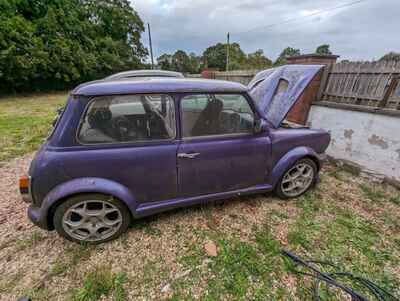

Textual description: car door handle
[177,152,200,159]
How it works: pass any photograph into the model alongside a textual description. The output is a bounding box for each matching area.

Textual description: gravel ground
[0,154,399,301]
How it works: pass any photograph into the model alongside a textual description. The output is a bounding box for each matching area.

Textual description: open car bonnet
[248,64,323,128]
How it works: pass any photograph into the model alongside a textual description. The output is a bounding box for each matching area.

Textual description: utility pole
[226,32,230,72]
[148,23,154,69]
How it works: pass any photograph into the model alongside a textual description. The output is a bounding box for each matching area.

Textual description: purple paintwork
[249,64,323,127]
[25,66,330,231]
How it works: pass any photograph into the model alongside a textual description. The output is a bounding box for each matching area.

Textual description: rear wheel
[275,158,317,199]
[53,194,131,244]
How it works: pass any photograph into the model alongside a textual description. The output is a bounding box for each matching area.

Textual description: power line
[235,0,369,36]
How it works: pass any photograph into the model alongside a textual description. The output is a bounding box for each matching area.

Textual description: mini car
[20,65,330,243]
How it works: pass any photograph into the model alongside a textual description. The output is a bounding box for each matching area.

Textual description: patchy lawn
[0,92,67,162]
[0,94,399,300]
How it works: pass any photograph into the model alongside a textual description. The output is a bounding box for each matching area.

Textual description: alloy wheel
[62,199,123,242]
[281,162,315,197]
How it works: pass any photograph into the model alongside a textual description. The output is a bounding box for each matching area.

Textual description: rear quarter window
[78,94,176,144]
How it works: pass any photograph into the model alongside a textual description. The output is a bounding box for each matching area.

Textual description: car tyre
[275,158,318,199]
[53,194,131,244]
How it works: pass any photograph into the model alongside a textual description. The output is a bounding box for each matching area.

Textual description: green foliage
[315,44,332,55]
[379,51,400,62]
[202,42,247,71]
[0,0,147,92]
[157,50,202,73]
[243,49,272,70]
[158,44,272,73]
[274,46,301,66]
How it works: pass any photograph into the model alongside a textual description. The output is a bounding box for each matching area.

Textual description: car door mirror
[254,118,268,134]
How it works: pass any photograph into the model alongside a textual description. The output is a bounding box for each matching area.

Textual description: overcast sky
[131,0,399,62]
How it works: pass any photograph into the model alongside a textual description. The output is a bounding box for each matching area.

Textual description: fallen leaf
[204,241,218,257]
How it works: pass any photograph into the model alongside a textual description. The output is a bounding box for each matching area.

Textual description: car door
[74,93,179,204]
[177,93,271,198]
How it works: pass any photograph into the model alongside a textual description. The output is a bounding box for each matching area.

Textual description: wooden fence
[188,60,400,112]
[321,61,400,110]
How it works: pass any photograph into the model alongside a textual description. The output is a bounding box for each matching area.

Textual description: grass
[50,244,92,277]
[359,183,387,202]
[70,266,127,301]
[0,92,67,162]
[15,231,45,251]
[0,93,399,300]
[169,185,400,300]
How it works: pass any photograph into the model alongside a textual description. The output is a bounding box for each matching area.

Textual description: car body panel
[268,146,320,188]
[28,177,138,230]
[248,64,323,128]
[72,78,247,97]
[177,134,271,197]
[135,183,273,217]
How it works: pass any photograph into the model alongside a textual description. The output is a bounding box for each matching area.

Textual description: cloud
[131,0,400,61]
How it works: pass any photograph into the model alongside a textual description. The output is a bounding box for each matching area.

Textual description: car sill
[135,184,273,217]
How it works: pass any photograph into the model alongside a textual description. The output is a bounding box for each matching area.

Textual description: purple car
[20,65,330,243]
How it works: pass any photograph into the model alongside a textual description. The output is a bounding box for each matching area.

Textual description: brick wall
[285,54,339,125]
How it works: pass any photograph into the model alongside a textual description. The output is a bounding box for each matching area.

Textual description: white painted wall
[308,105,400,181]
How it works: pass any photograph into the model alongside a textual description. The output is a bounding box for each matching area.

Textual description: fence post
[379,76,399,108]
[317,64,333,101]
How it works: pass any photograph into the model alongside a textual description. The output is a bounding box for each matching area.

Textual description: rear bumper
[28,204,51,230]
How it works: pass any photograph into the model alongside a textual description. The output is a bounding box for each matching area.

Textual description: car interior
[79,94,255,144]
[79,95,175,143]
[181,94,254,138]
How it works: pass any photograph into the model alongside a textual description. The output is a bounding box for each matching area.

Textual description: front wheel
[53,194,131,244]
[275,158,318,199]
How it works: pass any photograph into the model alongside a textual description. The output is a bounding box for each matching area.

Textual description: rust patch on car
[368,134,389,149]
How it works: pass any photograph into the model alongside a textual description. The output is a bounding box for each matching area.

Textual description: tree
[315,44,332,55]
[202,42,246,71]
[0,0,148,92]
[274,47,300,66]
[244,49,272,69]
[171,50,191,73]
[157,54,173,70]
[379,52,400,62]
[188,52,202,74]
[157,50,201,73]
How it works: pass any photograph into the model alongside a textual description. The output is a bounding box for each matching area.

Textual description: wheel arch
[40,177,138,230]
[269,146,321,188]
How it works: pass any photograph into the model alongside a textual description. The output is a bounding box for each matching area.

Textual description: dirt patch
[0,156,399,300]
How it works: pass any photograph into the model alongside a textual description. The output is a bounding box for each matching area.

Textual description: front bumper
[27,204,51,230]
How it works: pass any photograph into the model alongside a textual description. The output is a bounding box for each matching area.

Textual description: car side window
[181,94,254,138]
[78,94,176,144]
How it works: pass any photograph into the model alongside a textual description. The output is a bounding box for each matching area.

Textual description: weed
[50,261,69,277]
[15,231,45,251]
[359,183,386,202]
[71,266,127,301]
[389,194,400,205]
